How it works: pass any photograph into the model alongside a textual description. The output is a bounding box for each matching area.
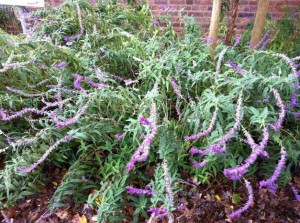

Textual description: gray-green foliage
[0,0,299,222]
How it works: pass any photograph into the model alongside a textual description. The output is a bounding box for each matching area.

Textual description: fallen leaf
[72,214,89,223]
[56,210,69,219]
[215,194,221,201]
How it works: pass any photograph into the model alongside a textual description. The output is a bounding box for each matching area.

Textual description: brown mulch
[1,167,300,223]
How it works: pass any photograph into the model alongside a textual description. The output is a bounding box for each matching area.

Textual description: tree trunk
[250,0,270,47]
[225,0,240,45]
[208,0,222,59]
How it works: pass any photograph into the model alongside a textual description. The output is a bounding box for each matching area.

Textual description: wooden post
[250,0,270,47]
[225,0,240,45]
[208,0,222,59]
[17,6,28,34]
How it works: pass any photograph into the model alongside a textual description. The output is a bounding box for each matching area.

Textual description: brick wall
[2,0,299,35]
[148,0,299,34]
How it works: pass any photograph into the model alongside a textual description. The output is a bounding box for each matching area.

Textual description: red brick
[38,0,300,35]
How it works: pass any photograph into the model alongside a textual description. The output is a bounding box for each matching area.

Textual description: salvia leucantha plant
[0,0,299,222]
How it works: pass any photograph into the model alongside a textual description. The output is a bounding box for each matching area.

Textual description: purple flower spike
[94,67,107,83]
[177,203,186,211]
[64,36,75,42]
[251,30,269,49]
[233,37,241,47]
[224,127,269,180]
[273,53,297,77]
[226,60,246,75]
[126,186,154,196]
[259,39,270,51]
[152,19,161,27]
[290,184,300,202]
[259,146,286,193]
[72,74,85,91]
[163,159,174,208]
[6,86,45,97]
[170,77,183,99]
[50,101,90,128]
[269,89,286,132]
[193,93,243,157]
[85,77,106,89]
[185,108,218,141]
[127,102,158,172]
[54,61,67,69]
[18,135,73,174]
[115,132,126,141]
[148,207,168,218]
[230,179,253,219]
[0,98,72,121]
[189,147,205,156]
[139,117,152,126]
[289,84,299,109]
[192,160,208,168]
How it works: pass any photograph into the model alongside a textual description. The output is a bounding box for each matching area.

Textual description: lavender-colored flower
[224,127,269,180]
[163,159,174,208]
[192,160,208,168]
[94,67,107,83]
[229,179,253,219]
[259,146,286,194]
[293,111,300,118]
[177,203,186,211]
[139,117,152,126]
[6,86,45,97]
[63,36,75,42]
[226,60,246,75]
[46,85,80,94]
[259,39,270,51]
[28,79,50,88]
[82,176,88,183]
[18,135,73,173]
[250,30,268,49]
[152,18,161,27]
[273,53,297,77]
[50,101,90,128]
[127,102,158,172]
[0,98,71,121]
[185,108,218,141]
[190,93,243,156]
[126,186,154,196]
[54,61,67,69]
[216,48,228,74]
[269,89,286,132]
[233,37,241,47]
[124,78,137,86]
[290,184,300,202]
[262,96,270,103]
[147,207,168,218]
[202,36,214,45]
[175,99,182,119]
[85,77,106,89]
[292,56,300,62]
[175,66,185,74]
[289,86,298,108]
[159,5,176,11]
[72,74,85,91]
[41,212,53,219]
[170,77,183,99]
[76,3,84,35]
[0,61,31,73]
[115,132,126,141]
